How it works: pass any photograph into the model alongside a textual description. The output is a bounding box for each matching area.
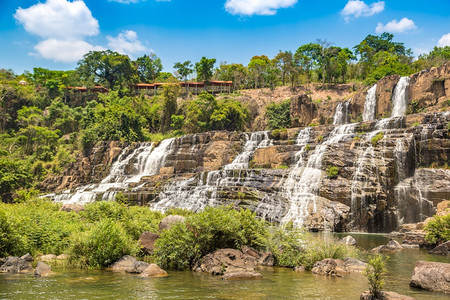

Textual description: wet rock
[343,258,367,272]
[311,258,347,277]
[39,254,57,262]
[294,266,306,272]
[34,262,54,277]
[241,246,260,259]
[360,290,416,300]
[402,231,427,248]
[194,248,257,275]
[372,240,403,253]
[0,256,33,273]
[140,264,168,277]
[139,232,159,255]
[125,261,149,274]
[290,94,316,127]
[410,261,450,293]
[429,241,450,255]
[222,270,263,280]
[342,235,357,246]
[108,255,137,272]
[21,253,33,262]
[60,204,85,213]
[158,215,186,231]
[258,252,274,267]
[436,200,449,216]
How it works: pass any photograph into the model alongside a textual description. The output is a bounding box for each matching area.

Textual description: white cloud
[107,30,148,57]
[14,0,99,39]
[34,39,105,62]
[225,0,297,16]
[376,18,417,34]
[341,0,384,22]
[437,33,450,47]
[108,0,170,3]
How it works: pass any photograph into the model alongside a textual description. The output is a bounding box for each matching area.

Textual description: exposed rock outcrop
[139,232,159,255]
[410,261,450,293]
[140,264,168,277]
[311,258,367,277]
[360,290,415,300]
[194,248,257,275]
[158,215,185,231]
[108,255,137,272]
[372,240,403,253]
[429,241,450,255]
[0,255,33,273]
[34,261,54,277]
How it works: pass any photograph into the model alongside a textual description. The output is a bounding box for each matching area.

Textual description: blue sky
[1,0,449,74]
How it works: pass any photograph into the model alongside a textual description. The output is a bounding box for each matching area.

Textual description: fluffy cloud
[225,0,297,16]
[437,33,450,47]
[376,18,417,34]
[34,39,105,62]
[107,30,148,57]
[341,0,384,22]
[14,0,99,39]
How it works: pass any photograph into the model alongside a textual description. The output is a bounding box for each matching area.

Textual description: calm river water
[1,233,449,299]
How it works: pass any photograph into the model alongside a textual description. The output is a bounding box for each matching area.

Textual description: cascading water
[391,77,410,117]
[333,100,350,125]
[152,131,273,212]
[281,119,356,227]
[51,138,175,204]
[363,85,377,122]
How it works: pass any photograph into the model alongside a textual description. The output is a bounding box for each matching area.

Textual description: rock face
[140,264,168,277]
[194,249,257,275]
[158,215,185,231]
[410,261,450,293]
[139,232,159,255]
[360,290,415,300]
[311,258,367,277]
[34,261,54,277]
[44,64,450,233]
[0,256,33,273]
[429,241,450,255]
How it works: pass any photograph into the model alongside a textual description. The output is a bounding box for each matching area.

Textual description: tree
[248,55,269,88]
[275,51,294,86]
[0,158,32,202]
[215,63,247,90]
[135,54,163,83]
[77,50,136,89]
[295,43,322,81]
[195,57,216,83]
[161,84,180,133]
[173,61,194,82]
[364,254,387,299]
[184,92,217,133]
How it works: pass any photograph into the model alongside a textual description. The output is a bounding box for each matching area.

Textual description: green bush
[326,166,339,179]
[371,132,384,147]
[364,254,387,299]
[266,224,304,267]
[424,215,450,245]
[0,208,22,257]
[68,219,138,268]
[305,144,311,151]
[154,206,268,270]
[300,241,358,270]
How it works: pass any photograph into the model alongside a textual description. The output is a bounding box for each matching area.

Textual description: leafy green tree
[364,254,387,299]
[161,84,180,132]
[215,63,247,89]
[275,51,294,86]
[210,98,249,131]
[266,100,291,129]
[17,125,60,160]
[195,57,216,83]
[184,92,217,133]
[0,158,32,202]
[135,53,163,83]
[77,50,137,89]
[248,55,269,88]
[173,61,194,82]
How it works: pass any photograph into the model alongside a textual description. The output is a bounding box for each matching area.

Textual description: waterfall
[152,131,273,212]
[333,100,350,125]
[363,85,377,122]
[51,138,175,204]
[281,123,356,227]
[391,76,410,117]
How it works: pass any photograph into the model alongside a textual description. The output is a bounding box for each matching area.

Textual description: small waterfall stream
[152,131,273,212]
[51,138,175,204]
[391,77,410,117]
[363,85,377,122]
[333,100,350,125]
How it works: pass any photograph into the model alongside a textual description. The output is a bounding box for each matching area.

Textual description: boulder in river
[158,215,185,231]
[428,241,450,256]
[108,255,137,272]
[360,290,415,299]
[372,240,403,253]
[311,258,367,277]
[222,270,263,280]
[342,235,357,246]
[0,256,33,273]
[39,254,57,262]
[34,261,54,277]
[194,248,258,276]
[140,264,168,278]
[410,260,450,293]
[125,261,149,274]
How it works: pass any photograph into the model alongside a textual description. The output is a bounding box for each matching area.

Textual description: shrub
[266,224,304,267]
[68,219,138,268]
[271,129,280,139]
[424,215,450,245]
[364,254,387,299]
[305,144,311,151]
[326,166,339,179]
[154,206,268,270]
[300,241,358,270]
[0,208,22,257]
[371,132,384,147]
[266,100,291,130]
[317,135,324,143]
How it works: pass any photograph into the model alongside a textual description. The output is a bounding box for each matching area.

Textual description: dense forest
[0,32,449,203]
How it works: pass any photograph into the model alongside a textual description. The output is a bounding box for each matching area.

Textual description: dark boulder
[139,232,159,255]
[34,261,54,277]
[429,241,450,255]
[0,256,33,273]
[194,248,257,275]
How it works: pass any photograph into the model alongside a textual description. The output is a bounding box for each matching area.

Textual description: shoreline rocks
[34,261,54,277]
[429,241,450,255]
[360,290,415,300]
[0,255,33,273]
[140,264,168,278]
[311,258,367,277]
[410,261,450,293]
[372,240,403,253]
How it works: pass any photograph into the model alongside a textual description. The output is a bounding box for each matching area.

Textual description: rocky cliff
[43,63,450,233]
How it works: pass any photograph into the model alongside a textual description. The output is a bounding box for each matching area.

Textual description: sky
[0,0,449,74]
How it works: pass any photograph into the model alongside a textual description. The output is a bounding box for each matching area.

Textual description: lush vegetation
[364,254,387,298]
[326,166,339,179]
[424,215,450,245]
